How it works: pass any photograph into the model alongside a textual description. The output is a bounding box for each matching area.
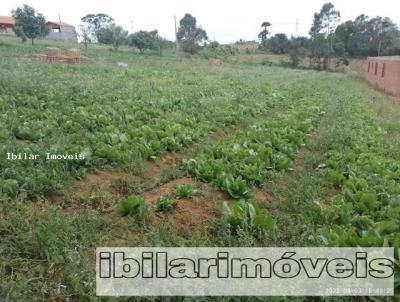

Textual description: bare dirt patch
[154,196,219,230]
[162,154,178,166]
[99,177,227,246]
[76,171,122,195]
[46,170,129,214]
[254,188,270,204]
[141,177,196,202]
[141,177,226,231]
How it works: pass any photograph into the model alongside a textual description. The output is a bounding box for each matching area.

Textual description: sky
[1,0,399,43]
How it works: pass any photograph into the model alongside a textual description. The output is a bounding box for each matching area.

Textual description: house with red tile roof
[0,16,77,43]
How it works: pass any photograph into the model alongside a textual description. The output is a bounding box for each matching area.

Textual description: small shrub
[111,176,140,195]
[341,56,350,66]
[87,188,110,211]
[175,184,196,199]
[223,200,275,234]
[289,47,308,68]
[261,58,272,66]
[223,175,250,200]
[289,50,300,67]
[116,195,146,216]
[116,195,150,226]
[2,179,19,198]
[325,169,346,187]
[199,42,238,60]
[155,196,177,212]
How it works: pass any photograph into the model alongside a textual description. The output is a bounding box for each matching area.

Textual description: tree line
[9,4,209,55]
[9,2,399,63]
[79,12,208,54]
[258,2,400,68]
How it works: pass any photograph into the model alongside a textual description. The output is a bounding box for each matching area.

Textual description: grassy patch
[0,201,105,300]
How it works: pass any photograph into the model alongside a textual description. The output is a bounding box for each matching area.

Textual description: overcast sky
[1,0,399,43]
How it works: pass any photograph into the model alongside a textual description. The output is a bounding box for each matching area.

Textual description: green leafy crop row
[315,90,400,251]
[186,94,326,199]
[0,60,319,198]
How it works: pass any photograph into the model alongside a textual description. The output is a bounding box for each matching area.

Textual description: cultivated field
[0,37,399,300]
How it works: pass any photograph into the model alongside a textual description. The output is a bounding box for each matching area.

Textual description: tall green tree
[333,15,400,57]
[309,2,340,69]
[12,25,27,43]
[333,20,356,56]
[368,17,399,56]
[97,24,128,51]
[177,14,208,54]
[258,21,271,50]
[78,23,92,50]
[310,3,340,50]
[267,33,290,54]
[11,4,49,44]
[130,30,159,53]
[81,13,114,42]
[350,14,371,56]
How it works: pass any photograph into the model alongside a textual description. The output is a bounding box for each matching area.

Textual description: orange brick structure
[365,56,400,96]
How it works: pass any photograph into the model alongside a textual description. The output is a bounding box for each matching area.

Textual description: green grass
[0,200,106,301]
[0,37,399,300]
[175,183,196,199]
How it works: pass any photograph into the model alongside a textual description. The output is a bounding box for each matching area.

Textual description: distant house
[365,57,400,96]
[0,16,15,35]
[46,21,78,43]
[0,16,77,43]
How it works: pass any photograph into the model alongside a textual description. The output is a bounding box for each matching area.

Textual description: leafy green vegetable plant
[175,184,196,199]
[2,179,19,198]
[223,175,250,200]
[116,195,147,216]
[223,200,275,233]
[155,196,177,212]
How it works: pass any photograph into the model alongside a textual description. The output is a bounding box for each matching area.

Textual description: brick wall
[365,57,400,96]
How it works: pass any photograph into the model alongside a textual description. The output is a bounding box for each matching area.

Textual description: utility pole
[295,18,299,37]
[58,13,62,33]
[377,20,383,56]
[174,15,179,50]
